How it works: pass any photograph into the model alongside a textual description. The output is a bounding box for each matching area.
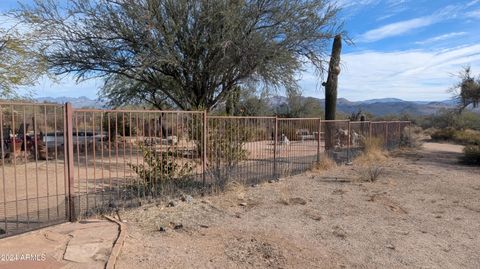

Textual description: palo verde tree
[18,0,342,110]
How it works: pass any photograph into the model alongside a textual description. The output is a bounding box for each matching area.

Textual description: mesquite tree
[18,0,342,110]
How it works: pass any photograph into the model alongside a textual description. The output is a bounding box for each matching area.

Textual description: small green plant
[461,145,480,165]
[128,143,195,195]
[207,120,250,188]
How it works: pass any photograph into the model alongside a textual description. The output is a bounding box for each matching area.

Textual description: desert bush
[400,125,423,148]
[453,129,480,145]
[357,164,385,182]
[363,137,386,156]
[128,143,196,195]
[207,121,249,188]
[430,128,480,145]
[354,137,388,182]
[430,128,456,141]
[461,145,480,165]
[312,154,337,171]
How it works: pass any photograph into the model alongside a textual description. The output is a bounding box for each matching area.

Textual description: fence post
[64,103,76,222]
[317,118,321,163]
[273,116,278,179]
[347,121,351,163]
[385,121,389,148]
[202,111,207,186]
[368,121,372,140]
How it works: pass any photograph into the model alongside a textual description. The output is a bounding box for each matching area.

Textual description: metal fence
[0,102,410,238]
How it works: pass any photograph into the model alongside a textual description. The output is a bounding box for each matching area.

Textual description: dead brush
[355,137,388,182]
[312,154,337,171]
[278,185,291,205]
[223,181,247,202]
[357,164,385,182]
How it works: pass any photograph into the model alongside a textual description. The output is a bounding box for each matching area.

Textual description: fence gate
[0,102,69,238]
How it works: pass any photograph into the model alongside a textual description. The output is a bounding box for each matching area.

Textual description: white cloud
[356,4,466,43]
[299,44,480,101]
[357,16,435,43]
[415,32,468,45]
[467,0,480,7]
[466,9,480,18]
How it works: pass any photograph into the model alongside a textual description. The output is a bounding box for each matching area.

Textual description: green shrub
[207,121,249,188]
[462,145,480,165]
[128,143,195,194]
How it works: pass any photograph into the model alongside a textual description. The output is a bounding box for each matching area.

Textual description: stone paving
[0,219,117,269]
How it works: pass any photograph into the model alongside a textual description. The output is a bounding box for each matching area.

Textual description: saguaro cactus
[324,34,342,150]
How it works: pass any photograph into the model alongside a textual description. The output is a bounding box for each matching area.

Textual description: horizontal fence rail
[0,101,411,238]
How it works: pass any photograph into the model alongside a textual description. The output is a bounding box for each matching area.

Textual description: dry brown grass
[312,154,337,171]
[278,185,291,205]
[355,137,388,182]
[224,181,247,201]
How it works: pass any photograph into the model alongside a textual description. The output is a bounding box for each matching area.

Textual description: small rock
[268,179,274,183]
[158,226,167,232]
[289,197,307,205]
[199,224,209,229]
[239,202,247,207]
[386,244,395,250]
[167,201,176,207]
[173,224,183,230]
[0,228,5,235]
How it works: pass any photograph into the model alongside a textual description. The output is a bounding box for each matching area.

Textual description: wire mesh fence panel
[321,120,351,163]
[0,101,413,238]
[71,110,204,218]
[0,103,67,238]
[370,122,388,148]
[206,116,276,186]
[349,121,371,158]
[276,118,320,177]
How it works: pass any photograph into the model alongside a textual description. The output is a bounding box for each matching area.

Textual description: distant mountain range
[36,96,106,109]
[267,96,472,116]
[36,96,477,116]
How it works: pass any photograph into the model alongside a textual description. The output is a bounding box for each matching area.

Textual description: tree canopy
[18,0,342,110]
[452,67,480,112]
[0,25,46,98]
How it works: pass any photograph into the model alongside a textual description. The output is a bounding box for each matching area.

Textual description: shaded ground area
[0,219,117,269]
[116,142,480,268]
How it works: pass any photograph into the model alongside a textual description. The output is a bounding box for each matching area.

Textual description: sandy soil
[115,142,480,268]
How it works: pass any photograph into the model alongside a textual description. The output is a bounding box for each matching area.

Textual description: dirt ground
[115,142,480,269]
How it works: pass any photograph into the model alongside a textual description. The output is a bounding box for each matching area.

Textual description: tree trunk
[324,34,342,150]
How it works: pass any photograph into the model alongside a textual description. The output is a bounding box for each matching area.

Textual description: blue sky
[2,0,480,101]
